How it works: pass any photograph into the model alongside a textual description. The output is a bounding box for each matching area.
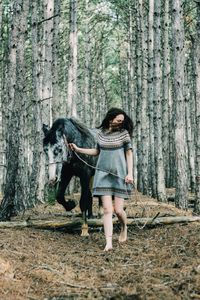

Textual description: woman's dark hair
[97,107,133,137]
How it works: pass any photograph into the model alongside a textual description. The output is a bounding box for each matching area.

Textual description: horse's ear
[42,124,49,136]
[54,122,64,134]
[57,125,64,138]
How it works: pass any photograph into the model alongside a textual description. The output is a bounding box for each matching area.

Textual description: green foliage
[46,185,58,205]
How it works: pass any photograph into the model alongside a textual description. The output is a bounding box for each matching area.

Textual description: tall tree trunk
[153,0,166,201]
[0,3,10,196]
[193,0,200,214]
[83,0,90,124]
[0,1,17,218]
[41,0,54,126]
[0,0,30,220]
[171,0,188,209]
[187,47,196,194]
[147,0,156,197]
[0,0,4,194]
[67,0,78,117]
[29,0,46,205]
[52,0,64,120]
[127,4,135,120]
[135,0,142,192]
[139,0,149,195]
[162,0,171,188]
[185,60,195,193]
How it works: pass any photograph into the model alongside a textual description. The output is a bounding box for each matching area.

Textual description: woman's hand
[125,174,134,184]
[68,144,99,156]
[69,143,79,152]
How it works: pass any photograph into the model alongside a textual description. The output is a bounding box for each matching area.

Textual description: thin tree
[162,0,171,188]
[147,0,157,197]
[135,0,142,192]
[0,0,4,194]
[29,0,46,204]
[67,0,78,117]
[171,0,188,209]
[139,0,149,195]
[0,0,30,220]
[153,0,166,201]
[52,0,64,120]
[41,0,54,126]
[193,0,200,213]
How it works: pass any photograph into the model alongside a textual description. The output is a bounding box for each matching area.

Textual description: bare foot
[104,244,113,251]
[119,225,127,243]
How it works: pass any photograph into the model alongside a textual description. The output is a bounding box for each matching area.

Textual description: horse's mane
[43,117,96,145]
[69,117,94,140]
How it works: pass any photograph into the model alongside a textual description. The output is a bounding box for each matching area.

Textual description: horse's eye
[58,148,62,153]
[53,149,58,155]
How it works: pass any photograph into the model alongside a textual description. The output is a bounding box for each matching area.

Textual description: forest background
[0,0,200,220]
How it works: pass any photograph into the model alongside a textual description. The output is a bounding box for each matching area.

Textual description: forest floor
[0,190,200,300]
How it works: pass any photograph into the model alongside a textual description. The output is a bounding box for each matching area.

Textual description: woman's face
[110,114,124,130]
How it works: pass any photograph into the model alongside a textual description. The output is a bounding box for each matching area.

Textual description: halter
[45,134,73,166]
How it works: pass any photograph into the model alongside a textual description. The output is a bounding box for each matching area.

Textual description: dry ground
[0,191,200,300]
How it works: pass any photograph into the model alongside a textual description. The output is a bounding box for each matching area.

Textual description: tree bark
[83,0,90,124]
[147,0,157,197]
[171,0,188,209]
[138,0,149,195]
[67,0,78,117]
[153,0,166,202]
[0,0,4,194]
[41,0,54,126]
[30,0,46,205]
[127,4,135,122]
[185,61,196,193]
[0,3,11,196]
[0,0,30,220]
[162,0,171,188]
[193,0,200,213]
[135,0,142,192]
[52,0,64,120]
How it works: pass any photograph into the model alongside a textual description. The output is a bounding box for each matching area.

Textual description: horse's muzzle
[49,177,58,186]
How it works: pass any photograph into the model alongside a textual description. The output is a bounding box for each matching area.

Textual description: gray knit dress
[92,128,133,199]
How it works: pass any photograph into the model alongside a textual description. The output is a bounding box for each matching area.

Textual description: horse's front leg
[81,211,89,237]
[56,166,76,211]
[79,175,93,236]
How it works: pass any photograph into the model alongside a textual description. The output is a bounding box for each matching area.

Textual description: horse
[43,117,98,236]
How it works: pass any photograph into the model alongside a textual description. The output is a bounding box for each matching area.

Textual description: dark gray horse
[43,118,98,235]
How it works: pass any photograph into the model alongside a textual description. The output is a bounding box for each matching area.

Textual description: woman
[69,108,134,251]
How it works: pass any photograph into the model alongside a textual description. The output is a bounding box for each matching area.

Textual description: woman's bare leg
[114,197,127,243]
[102,195,113,251]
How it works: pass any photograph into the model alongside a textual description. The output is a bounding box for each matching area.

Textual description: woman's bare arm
[69,143,99,156]
[125,149,134,183]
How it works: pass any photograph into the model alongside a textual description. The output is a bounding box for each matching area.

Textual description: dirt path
[0,193,200,300]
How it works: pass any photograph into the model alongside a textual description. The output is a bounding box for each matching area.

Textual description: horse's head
[42,121,71,185]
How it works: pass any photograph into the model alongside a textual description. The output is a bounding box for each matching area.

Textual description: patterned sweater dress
[92,128,133,199]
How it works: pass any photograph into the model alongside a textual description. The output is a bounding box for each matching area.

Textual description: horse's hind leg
[56,166,76,211]
[79,175,93,236]
[79,176,93,218]
[81,211,89,237]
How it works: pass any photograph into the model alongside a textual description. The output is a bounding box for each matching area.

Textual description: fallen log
[167,195,195,202]
[0,215,200,230]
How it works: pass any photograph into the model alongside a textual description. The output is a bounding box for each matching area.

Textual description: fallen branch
[0,215,200,230]
[167,195,195,202]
